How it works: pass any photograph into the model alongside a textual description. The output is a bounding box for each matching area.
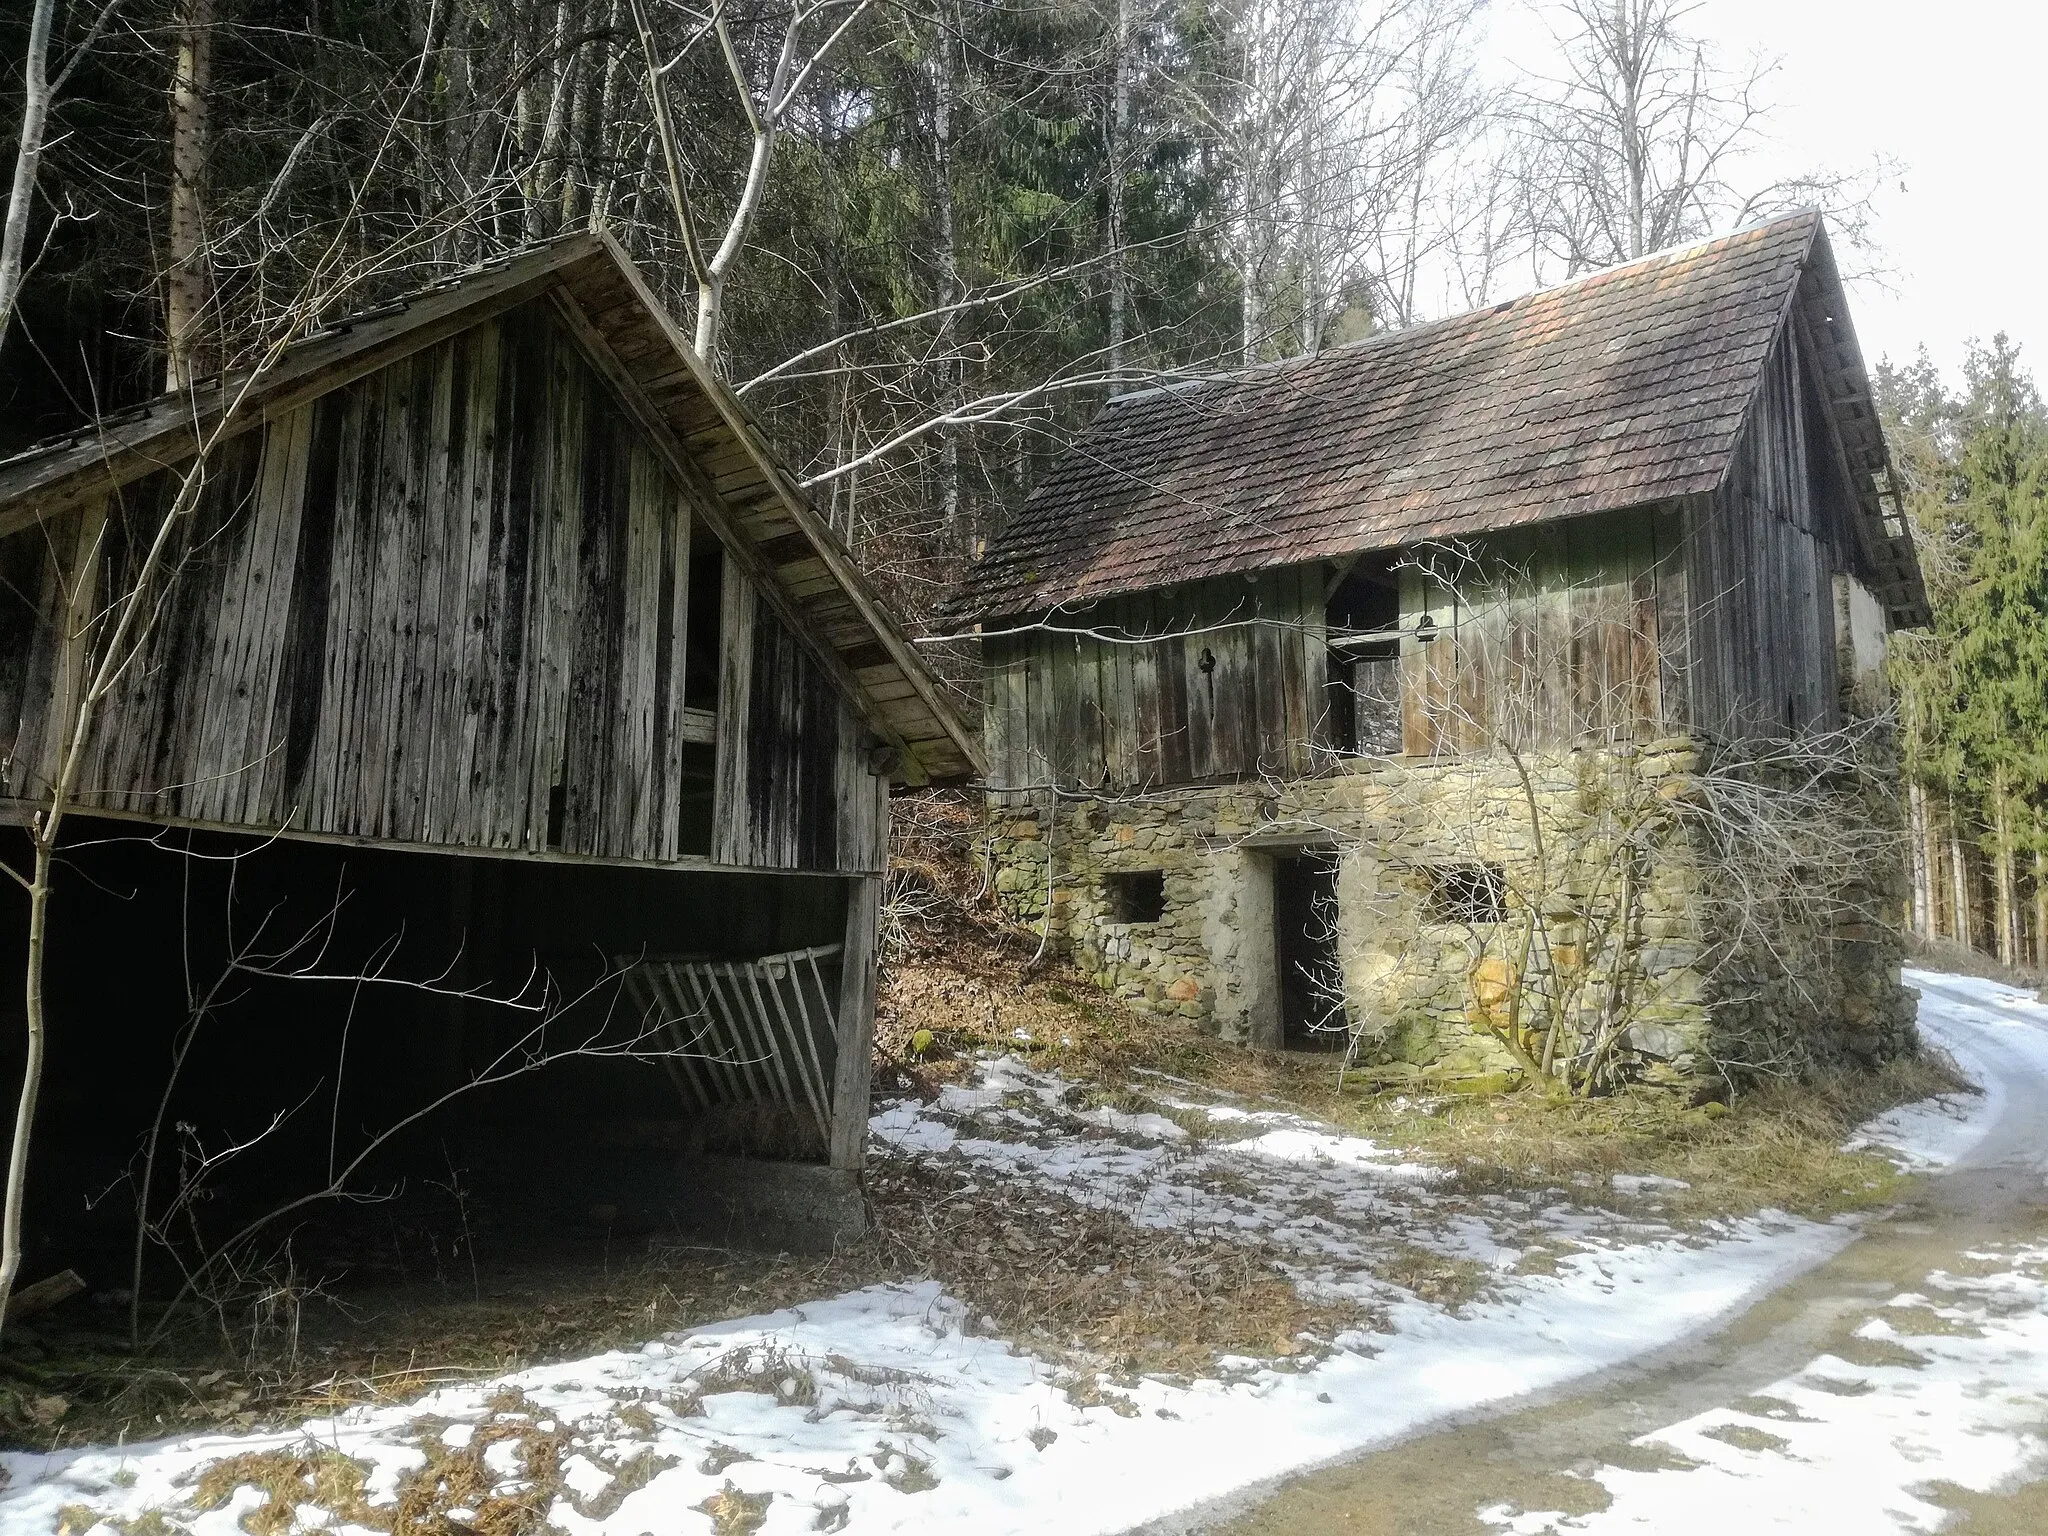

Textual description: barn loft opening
[0,817,855,1309]
[1273,850,1346,1050]
[685,537,725,712]
[1325,567,1402,757]
[1104,869,1166,924]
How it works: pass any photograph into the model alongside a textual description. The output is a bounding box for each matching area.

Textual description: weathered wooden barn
[955,213,1929,1085]
[0,234,981,1264]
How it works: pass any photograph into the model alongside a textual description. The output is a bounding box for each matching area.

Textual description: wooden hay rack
[620,945,844,1146]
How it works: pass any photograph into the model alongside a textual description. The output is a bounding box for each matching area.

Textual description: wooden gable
[0,243,982,870]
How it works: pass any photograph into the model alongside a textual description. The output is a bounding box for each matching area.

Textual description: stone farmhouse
[950,212,1931,1090]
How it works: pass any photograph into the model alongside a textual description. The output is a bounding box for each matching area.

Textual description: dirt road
[1192,974,2048,1535]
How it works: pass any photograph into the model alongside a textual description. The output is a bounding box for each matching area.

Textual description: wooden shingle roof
[0,235,984,785]
[955,212,1928,628]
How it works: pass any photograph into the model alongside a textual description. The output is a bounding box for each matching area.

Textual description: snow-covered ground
[1483,971,2048,1534]
[3,973,2034,1536]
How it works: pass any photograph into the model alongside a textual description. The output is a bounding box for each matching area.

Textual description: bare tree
[1504,0,1884,277]
[1166,0,1484,362]
[0,0,60,358]
[0,0,119,357]
[629,0,872,369]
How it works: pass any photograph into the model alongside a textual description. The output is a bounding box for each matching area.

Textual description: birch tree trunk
[0,0,59,358]
[528,0,572,241]
[587,0,627,229]
[1907,780,1932,940]
[935,9,961,534]
[1992,770,2019,968]
[166,0,216,390]
[1949,809,1974,952]
[1106,0,1132,383]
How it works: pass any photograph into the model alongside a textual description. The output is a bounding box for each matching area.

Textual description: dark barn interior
[0,817,854,1313]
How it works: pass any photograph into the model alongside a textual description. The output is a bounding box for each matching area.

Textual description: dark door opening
[1326,567,1402,756]
[1275,850,1346,1050]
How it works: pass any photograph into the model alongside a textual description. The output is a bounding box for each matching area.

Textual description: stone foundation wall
[984,738,1915,1091]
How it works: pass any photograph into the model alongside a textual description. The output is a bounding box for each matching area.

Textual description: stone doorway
[1274,850,1346,1050]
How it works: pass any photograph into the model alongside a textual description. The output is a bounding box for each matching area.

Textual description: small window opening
[1105,869,1166,924]
[684,526,725,713]
[1326,568,1401,756]
[1427,863,1506,924]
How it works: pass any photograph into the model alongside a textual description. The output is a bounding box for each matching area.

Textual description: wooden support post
[828,872,881,1171]
[35,497,108,800]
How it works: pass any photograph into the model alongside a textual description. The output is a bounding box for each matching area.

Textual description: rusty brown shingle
[956,213,1829,621]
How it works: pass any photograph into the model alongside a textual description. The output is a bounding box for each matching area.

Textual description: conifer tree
[1882,339,2048,965]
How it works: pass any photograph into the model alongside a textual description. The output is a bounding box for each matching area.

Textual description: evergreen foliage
[1881,339,2048,963]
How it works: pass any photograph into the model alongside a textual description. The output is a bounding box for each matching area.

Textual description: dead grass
[1699,1422,1794,1456]
[1906,933,2047,993]
[697,1482,773,1535]
[865,1156,1373,1379]
[167,1401,678,1536]
[1319,1052,1972,1223]
[4,1237,908,1453]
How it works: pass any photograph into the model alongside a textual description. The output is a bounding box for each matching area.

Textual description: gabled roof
[953,211,1928,628]
[0,235,983,785]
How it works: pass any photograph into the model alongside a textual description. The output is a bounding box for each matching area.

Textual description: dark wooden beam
[828,871,882,1171]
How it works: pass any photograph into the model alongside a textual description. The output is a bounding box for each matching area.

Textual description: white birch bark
[1107,0,1133,381]
[0,0,58,358]
[165,0,216,390]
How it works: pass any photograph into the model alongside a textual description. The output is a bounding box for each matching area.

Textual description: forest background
[0,0,2042,968]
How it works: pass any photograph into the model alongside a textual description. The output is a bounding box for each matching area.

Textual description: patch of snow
[1841,969,2048,1173]
[3,971,2027,1536]
[1082,1104,1188,1141]
[1479,1240,2048,1534]
[1,1235,1851,1536]
[1610,1174,1691,1195]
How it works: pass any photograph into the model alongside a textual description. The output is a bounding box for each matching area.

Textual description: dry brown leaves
[865,1156,1373,1380]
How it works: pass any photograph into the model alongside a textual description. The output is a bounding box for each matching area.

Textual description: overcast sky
[1478,1,2044,381]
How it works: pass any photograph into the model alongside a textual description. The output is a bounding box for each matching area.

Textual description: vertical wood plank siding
[1395,510,1670,756]
[0,300,879,872]
[980,465,1838,791]
[981,566,1327,792]
[1678,323,1850,738]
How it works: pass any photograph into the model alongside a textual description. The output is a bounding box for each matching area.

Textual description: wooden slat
[829,876,881,1170]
